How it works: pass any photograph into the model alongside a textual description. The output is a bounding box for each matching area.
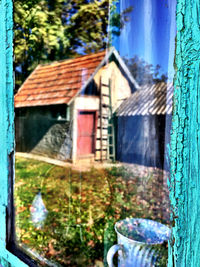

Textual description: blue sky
[111,0,176,81]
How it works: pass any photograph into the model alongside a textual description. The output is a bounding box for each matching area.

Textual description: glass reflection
[14,0,176,266]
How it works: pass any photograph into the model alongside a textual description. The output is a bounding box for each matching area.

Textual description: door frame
[76,109,98,157]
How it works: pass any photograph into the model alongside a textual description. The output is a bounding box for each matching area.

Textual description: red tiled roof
[15,51,106,108]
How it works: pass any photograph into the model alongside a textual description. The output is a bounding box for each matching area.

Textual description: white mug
[107,218,171,267]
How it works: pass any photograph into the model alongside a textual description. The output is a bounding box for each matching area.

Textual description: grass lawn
[15,156,170,266]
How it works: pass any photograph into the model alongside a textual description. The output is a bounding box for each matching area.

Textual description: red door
[77,111,96,156]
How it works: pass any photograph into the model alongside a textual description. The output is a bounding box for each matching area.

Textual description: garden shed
[116,82,173,169]
[15,48,139,163]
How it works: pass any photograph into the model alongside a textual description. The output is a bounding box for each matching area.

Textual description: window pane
[14,0,176,266]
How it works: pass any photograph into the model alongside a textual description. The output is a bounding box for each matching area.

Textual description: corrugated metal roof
[116,82,173,116]
[15,51,106,108]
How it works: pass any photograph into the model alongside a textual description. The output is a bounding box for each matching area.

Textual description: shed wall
[117,114,171,169]
[94,61,132,110]
[15,105,72,160]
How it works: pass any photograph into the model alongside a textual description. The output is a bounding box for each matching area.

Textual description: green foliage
[15,157,169,266]
[14,0,110,89]
[14,0,133,90]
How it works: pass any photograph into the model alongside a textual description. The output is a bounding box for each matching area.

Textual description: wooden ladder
[97,77,116,162]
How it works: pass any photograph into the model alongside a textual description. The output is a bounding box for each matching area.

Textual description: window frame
[0,0,32,265]
[1,0,200,266]
[0,0,24,265]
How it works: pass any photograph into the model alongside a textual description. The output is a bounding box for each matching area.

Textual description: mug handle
[107,244,123,267]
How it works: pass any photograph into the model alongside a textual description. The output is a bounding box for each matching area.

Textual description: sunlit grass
[15,156,169,266]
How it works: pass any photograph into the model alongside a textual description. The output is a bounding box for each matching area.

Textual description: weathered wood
[169,0,200,266]
[0,0,200,265]
[0,0,27,266]
[0,0,13,255]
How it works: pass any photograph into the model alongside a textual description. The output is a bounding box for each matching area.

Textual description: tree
[14,0,133,90]
[124,56,168,86]
[14,0,110,89]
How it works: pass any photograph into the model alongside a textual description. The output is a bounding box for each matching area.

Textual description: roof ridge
[39,50,106,67]
[15,47,141,108]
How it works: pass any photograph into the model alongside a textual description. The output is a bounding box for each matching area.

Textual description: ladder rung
[97,126,108,129]
[99,117,109,120]
[98,134,113,137]
[99,114,109,117]
[102,94,109,97]
[102,104,111,108]
[95,148,107,151]
[101,83,109,87]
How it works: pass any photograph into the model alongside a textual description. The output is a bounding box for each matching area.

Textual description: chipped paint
[0,0,200,266]
[169,0,200,266]
[0,0,27,265]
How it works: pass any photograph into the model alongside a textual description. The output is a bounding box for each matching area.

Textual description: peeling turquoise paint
[169,0,200,266]
[0,0,27,266]
[0,0,200,266]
